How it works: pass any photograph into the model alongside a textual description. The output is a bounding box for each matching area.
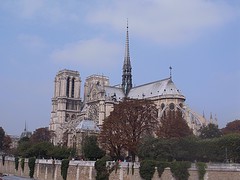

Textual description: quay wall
[1,157,240,180]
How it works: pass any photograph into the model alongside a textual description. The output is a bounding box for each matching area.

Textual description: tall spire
[122,20,132,95]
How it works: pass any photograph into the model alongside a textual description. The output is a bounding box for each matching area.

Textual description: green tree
[95,156,111,180]
[170,161,191,180]
[171,136,199,161]
[138,136,173,161]
[17,138,32,157]
[27,141,54,158]
[199,123,222,139]
[61,159,69,180]
[0,127,5,150]
[217,133,240,163]
[139,160,156,180]
[83,136,105,160]
[48,146,73,160]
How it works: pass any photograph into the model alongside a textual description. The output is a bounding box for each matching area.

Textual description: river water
[1,175,32,180]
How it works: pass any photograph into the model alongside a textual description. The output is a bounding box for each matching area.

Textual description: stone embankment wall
[1,157,240,180]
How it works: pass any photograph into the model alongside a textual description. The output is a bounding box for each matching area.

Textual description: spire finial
[210,112,213,123]
[24,121,27,131]
[169,66,172,79]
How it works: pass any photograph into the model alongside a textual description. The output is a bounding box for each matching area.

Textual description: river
[1,175,32,180]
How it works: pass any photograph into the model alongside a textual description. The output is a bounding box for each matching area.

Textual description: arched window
[66,77,70,97]
[169,103,175,110]
[71,78,75,98]
[161,103,165,110]
[71,114,76,119]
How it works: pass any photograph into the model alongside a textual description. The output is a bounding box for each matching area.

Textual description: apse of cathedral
[49,26,216,152]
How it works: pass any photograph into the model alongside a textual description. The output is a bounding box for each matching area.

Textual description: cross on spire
[169,66,172,79]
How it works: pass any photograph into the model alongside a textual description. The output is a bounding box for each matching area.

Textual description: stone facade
[49,69,82,145]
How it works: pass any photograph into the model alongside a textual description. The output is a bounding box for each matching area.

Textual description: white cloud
[50,38,122,68]
[87,0,238,45]
[18,34,45,49]
[3,0,80,23]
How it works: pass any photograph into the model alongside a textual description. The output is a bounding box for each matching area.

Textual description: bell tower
[49,69,82,145]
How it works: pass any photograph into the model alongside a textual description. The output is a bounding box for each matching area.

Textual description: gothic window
[65,114,70,122]
[169,103,175,110]
[71,114,76,119]
[71,78,75,98]
[161,103,165,110]
[66,77,70,97]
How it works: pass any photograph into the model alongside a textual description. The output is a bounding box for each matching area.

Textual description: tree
[222,120,240,134]
[30,127,52,143]
[156,110,192,138]
[98,112,126,160]
[27,142,54,158]
[199,123,222,139]
[0,127,12,153]
[17,139,32,157]
[83,135,105,160]
[98,99,158,161]
[137,136,173,162]
[3,135,12,152]
[0,127,5,150]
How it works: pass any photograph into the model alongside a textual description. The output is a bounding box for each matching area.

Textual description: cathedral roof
[20,130,32,139]
[127,78,185,100]
[76,119,100,132]
[104,86,125,101]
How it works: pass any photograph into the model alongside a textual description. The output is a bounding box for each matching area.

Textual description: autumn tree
[0,127,12,153]
[156,110,192,138]
[98,112,126,159]
[30,127,52,143]
[199,123,222,139]
[222,120,240,135]
[3,135,12,152]
[98,99,158,161]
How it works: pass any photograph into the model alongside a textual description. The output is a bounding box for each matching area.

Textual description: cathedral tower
[122,24,132,96]
[49,69,81,145]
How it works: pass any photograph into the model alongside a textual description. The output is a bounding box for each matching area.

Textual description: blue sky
[0,0,239,136]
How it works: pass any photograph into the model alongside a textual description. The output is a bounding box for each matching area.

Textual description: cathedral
[49,26,215,152]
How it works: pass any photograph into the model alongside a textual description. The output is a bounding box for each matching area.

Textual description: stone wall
[1,157,240,180]
[0,157,95,180]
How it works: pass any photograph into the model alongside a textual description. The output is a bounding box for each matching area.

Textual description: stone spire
[210,112,213,123]
[122,22,132,95]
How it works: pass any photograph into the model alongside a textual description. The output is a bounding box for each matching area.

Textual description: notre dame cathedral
[49,26,215,153]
